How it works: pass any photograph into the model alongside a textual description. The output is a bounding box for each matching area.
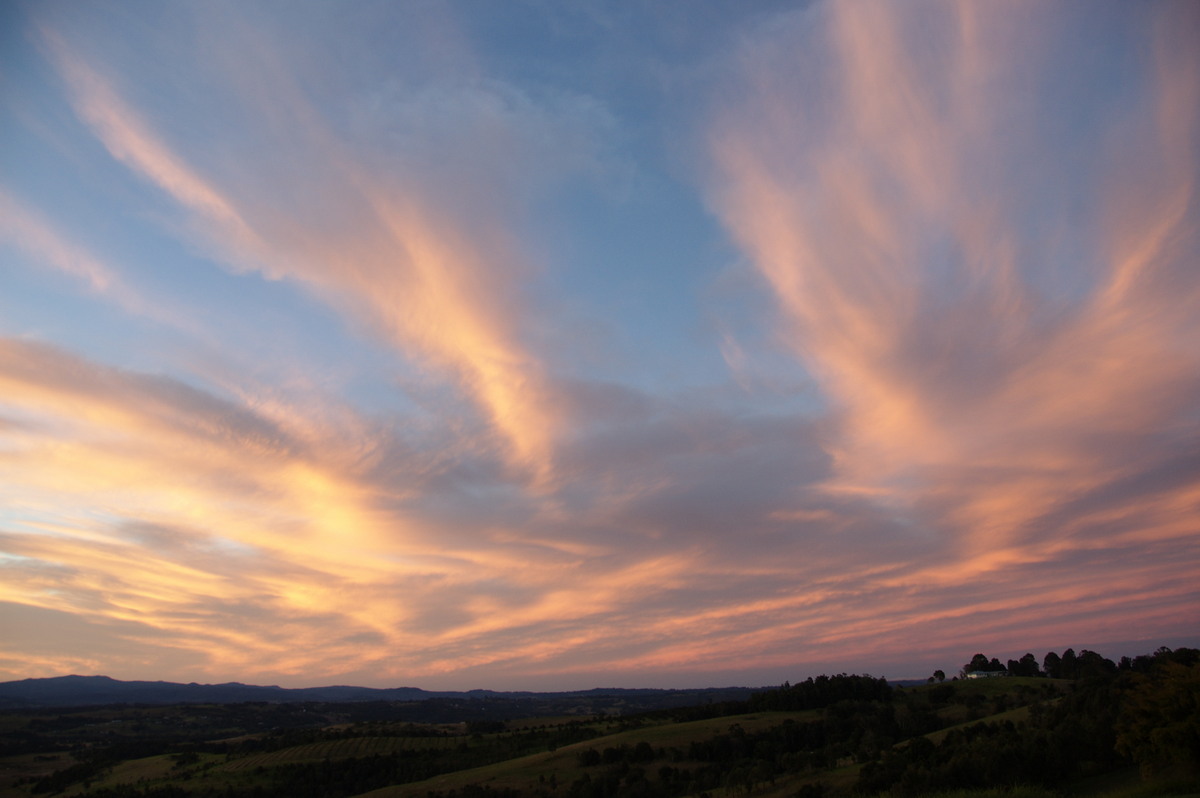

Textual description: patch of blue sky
[528,173,735,382]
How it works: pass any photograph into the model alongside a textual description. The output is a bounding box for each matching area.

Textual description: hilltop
[0,646,1196,798]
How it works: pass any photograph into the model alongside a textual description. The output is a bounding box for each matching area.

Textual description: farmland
[0,647,1196,798]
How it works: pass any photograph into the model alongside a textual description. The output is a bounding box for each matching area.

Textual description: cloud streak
[711,0,1200,539]
[705,0,1200,663]
[0,1,1196,688]
[37,9,614,480]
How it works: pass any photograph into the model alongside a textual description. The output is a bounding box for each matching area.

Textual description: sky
[1,0,1198,691]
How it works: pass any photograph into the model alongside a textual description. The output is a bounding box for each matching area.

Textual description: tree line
[949,646,1154,680]
[30,646,1199,797]
[868,646,1199,795]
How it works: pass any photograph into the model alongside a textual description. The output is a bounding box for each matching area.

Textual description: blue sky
[1,0,1198,690]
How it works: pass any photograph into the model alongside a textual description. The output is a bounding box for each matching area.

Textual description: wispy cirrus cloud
[0,189,115,293]
[0,333,869,685]
[1,1,1196,690]
[0,337,422,673]
[0,189,193,333]
[36,9,613,480]
[0,337,799,684]
[707,0,1200,646]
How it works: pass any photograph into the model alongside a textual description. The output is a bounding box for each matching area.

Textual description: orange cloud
[0,339,733,683]
[3,2,1196,689]
[711,0,1199,531]
[706,0,1200,666]
[39,29,249,238]
[39,21,576,481]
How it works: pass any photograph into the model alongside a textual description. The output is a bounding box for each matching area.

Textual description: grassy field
[3,664,1195,798]
[0,751,75,796]
[55,753,213,796]
[351,678,1196,798]
[357,710,822,797]
[218,735,462,772]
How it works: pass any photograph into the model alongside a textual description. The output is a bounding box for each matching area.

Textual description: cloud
[0,338,424,674]
[0,189,115,292]
[37,7,615,481]
[1,326,1195,685]
[2,1,1196,689]
[0,189,186,329]
[0,337,808,684]
[39,29,245,233]
[705,0,1200,657]
[0,334,880,685]
[710,2,1198,511]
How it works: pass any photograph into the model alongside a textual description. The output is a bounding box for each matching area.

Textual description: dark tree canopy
[1115,654,1200,778]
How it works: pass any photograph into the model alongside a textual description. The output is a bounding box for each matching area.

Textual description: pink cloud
[706,0,1200,663]
[38,17,612,481]
[3,2,1195,689]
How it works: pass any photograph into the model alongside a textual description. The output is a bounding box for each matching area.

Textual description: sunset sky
[2,0,1198,691]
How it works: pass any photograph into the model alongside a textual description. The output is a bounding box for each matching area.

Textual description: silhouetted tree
[1076,650,1118,680]
[961,654,991,677]
[1005,653,1041,678]
[1115,656,1200,778]
[1061,648,1078,679]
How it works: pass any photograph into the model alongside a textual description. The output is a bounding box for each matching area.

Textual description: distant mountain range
[0,674,757,710]
[0,675,437,708]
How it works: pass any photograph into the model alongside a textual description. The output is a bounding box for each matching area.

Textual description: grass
[24,735,468,797]
[1080,767,1200,798]
[356,711,819,798]
[0,751,76,796]
[354,744,583,797]
[891,790,1058,798]
[218,735,461,772]
[55,752,212,796]
[506,715,595,730]
[353,696,1085,798]
[8,676,1178,798]
[922,703,1035,745]
[610,710,820,746]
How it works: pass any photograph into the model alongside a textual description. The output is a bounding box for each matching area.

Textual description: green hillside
[1,646,1196,798]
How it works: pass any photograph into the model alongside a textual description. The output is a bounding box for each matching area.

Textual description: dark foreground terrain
[0,646,1196,798]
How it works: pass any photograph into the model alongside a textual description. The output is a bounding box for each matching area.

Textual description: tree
[961,653,991,677]
[934,670,946,683]
[1115,660,1200,778]
[1076,650,1117,680]
[1061,648,1078,679]
[1044,651,1062,679]
[1007,654,1041,678]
